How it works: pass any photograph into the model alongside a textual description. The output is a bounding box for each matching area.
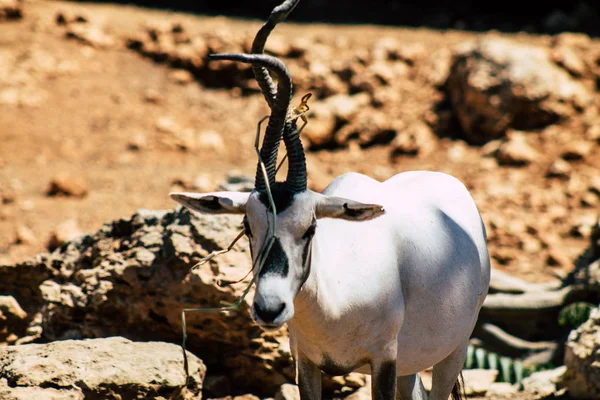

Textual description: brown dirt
[1,0,599,290]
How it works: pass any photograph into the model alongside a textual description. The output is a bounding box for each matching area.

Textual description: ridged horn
[209,53,293,192]
[282,118,307,193]
[251,0,301,109]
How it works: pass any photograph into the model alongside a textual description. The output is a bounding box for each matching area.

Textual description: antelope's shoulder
[321,172,381,197]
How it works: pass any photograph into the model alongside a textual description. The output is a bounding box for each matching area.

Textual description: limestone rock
[169,69,194,84]
[335,109,399,148]
[0,295,27,321]
[0,0,22,21]
[1,208,293,395]
[447,38,591,144]
[0,295,27,343]
[275,383,300,400]
[496,132,539,166]
[546,159,571,180]
[561,141,592,161]
[0,337,205,399]
[127,133,148,151]
[564,307,600,399]
[486,382,519,397]
[156,115,180,134]
[344,385,370,400]
[46,175,88,198]
[551,46,587,77]
[462,369,498,396]
[196,130,225,153]
[142,87,163,104]
[55,10,88,25]
[234,395,260,400]
[304,93,370,148]
[218,172,254,192]
[14,225,35,245]
[47,218,82,251]
[521,366,566,398]
[390,121,436,158]
[65,24,115,49]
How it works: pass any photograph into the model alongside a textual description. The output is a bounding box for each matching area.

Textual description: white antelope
[171,1,491,399]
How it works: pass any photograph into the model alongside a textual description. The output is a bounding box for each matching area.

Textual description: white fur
[170,170,490,400]
[293,172,489,378]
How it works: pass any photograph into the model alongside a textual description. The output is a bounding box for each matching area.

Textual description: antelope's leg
[372,341,398,400]
[396,374,428,400]
[297,351,321,400]
[372,359,397,400]
[430,339,469,400]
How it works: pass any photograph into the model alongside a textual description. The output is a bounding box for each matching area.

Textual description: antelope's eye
[243,217,252,238]
[302,221,316,240]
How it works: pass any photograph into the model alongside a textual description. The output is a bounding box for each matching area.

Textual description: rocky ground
[1,0,600,399]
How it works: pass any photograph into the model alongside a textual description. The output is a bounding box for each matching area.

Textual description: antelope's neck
[291,229,344,335]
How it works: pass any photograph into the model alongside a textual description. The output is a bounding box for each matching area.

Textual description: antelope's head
[170,0,384,330]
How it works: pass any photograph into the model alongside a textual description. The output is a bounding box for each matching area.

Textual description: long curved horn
[282,119,307,193]
[251,0,300,109]
[209,53,293,191]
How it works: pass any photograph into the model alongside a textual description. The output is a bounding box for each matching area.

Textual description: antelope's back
[323,170,490,293]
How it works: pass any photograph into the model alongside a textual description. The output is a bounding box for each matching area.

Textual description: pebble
[551,46,586,76]
[142,88,163,104]
[65,25,115,49]
[55,10,88,25]
[546,159,572,180]
[47,175,88,198]
[155,116,179,134]
[275,383,300,400]
[561,141,592,161]
[127,133,148,151]
[546,249,571,267]
[496,132,539,166]
[47,219,82,250]
[14,225,36,245]
[169,69,194,84]
[196,130,225,153]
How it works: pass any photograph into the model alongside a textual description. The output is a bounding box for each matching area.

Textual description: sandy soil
[1,0,599,290]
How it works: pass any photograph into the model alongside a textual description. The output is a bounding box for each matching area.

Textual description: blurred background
[1,0,600,399]
[66,0,600,35]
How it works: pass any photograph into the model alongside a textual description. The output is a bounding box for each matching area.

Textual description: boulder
[0,337,205,399]
[0,208,293,394]
[521,366,566,398]
[447,38,591,144]
[563,307,600,399]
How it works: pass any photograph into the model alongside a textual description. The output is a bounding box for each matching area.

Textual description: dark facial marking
[259,237,289,277]
[258,182,297,214]
[373,360,396,400]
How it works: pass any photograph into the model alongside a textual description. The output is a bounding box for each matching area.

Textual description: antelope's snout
[251,277,295,330]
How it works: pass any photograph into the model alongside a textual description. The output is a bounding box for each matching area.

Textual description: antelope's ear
[170,191,249,214]
[315,195,385,221]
